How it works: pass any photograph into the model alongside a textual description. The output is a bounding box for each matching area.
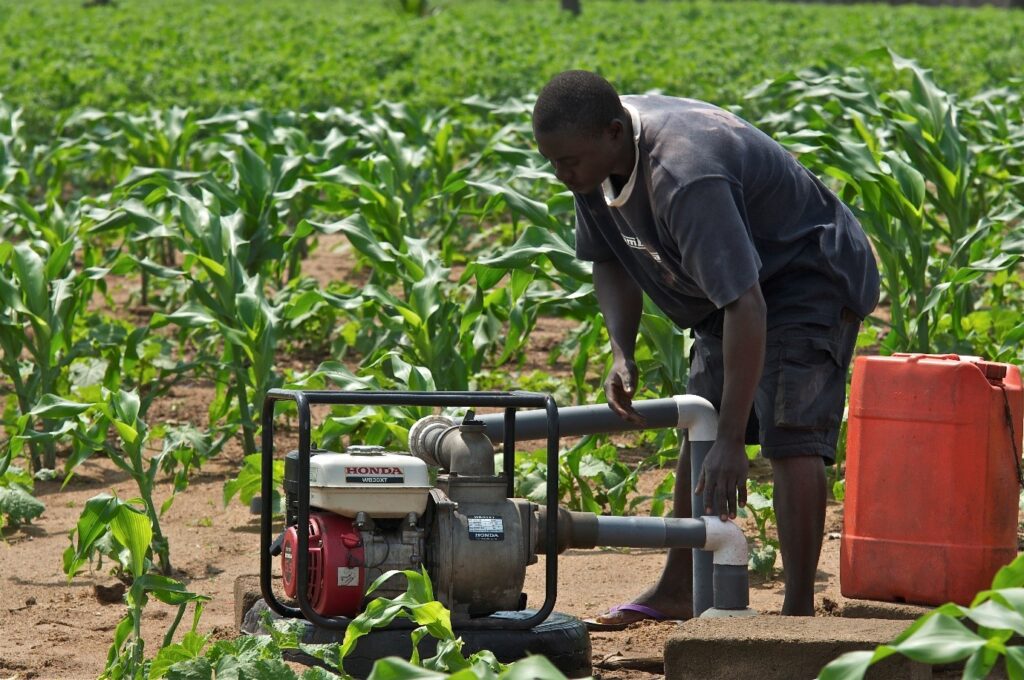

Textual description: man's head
[532,70,631,194]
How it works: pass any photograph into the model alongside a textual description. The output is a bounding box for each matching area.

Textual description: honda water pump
[259,390,752,635]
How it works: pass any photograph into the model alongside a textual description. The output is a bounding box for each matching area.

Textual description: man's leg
[771,455,826,615]
[758,314,859,616]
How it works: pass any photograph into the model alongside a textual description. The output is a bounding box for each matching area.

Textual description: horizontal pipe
[476,395,717,443]
[536,510,709,552]
[593,516,707,549]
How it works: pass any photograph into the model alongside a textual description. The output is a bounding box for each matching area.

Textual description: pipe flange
[699,607,758,619]
[408,414,456,464]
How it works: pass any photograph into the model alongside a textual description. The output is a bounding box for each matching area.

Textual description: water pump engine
[280,414,538,618]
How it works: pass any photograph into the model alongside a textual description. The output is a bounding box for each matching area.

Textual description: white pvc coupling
[673,395,718,442]
[702,516,748,566]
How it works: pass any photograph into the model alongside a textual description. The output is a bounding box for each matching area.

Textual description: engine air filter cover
[308,449,430,518]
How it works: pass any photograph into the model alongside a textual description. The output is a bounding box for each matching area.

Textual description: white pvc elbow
[702,516,748,566]
[673,395,718,442]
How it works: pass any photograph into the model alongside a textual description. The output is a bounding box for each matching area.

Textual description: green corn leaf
[43,240,76,281]
[11,244,46,318]
[29,394,92,419]
[500,656,568,679]
[990,560,1024,591]
[476,225,591,282]
[111,420,139,445]
[63,493,124,578]
[111,390,142,427]
[817,647,896,680]
[1005,647,1024,680]
[135,574,207,606]
[365,659,447,679]
[465,180,552,227]
[110,503,153,578]
[152,303,217,329]
[892,614,986,664]
[196,255,227,278]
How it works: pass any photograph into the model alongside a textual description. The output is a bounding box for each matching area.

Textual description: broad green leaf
[893,614,985,664]
[63,493,124,577]
[817,649,881,680]
[1005,647,1024,680]
[992,558,1024,591]
[150,631,210,679]
[501,656,569,679]
[135,574,206,605]
[0,485,45,524]
[12,244,46,318]
[165,657,213,680]
[110,504,153,578]
[366,658,447,679]
[963,598,1024,636]
[29,394,91,419]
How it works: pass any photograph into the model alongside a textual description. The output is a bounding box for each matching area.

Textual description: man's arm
[593,258,645,424]
[695,282,766,519]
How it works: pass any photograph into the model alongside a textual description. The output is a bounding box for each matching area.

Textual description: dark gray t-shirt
[574,95,879,332]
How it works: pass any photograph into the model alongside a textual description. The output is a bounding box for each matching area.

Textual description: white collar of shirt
[602,102,641,208]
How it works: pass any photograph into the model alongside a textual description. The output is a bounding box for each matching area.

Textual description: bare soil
[0,235,852,680]
[0,442,848,680]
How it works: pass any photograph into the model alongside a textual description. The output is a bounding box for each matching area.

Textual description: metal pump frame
[259,389,561,631]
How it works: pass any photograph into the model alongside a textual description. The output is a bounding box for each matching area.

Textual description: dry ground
[0,235,873,679]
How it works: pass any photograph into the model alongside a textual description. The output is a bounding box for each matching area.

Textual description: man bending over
[531,70,879,626]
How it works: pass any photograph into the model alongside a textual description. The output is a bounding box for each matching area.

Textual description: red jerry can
[841,354,1023,606]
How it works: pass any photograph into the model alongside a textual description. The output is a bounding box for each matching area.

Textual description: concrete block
[665,616,930,680]
[234,573,262,630]
[841,599,933,621]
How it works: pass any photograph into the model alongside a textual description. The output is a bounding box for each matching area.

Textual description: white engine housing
[308,450,431,518]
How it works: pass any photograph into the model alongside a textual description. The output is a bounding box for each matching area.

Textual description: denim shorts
[686,310,861,463]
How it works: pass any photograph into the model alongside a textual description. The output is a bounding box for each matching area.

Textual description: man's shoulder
[624,96,739,194]
[622,94,717,130]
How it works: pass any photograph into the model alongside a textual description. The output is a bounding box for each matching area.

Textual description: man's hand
[697,282,764,521]
[694,439,749,520]
[605,356,645,425]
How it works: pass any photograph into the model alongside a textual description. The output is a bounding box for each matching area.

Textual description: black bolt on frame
[259,389,561,631]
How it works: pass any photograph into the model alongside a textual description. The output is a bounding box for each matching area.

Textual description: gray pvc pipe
[713,565,750,610]
[690,439,714,617]
[593,516,706,549]
[472,395,743,615]
[475,396,717,443]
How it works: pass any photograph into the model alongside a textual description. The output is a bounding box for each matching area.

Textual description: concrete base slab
[839,598,933,621]
[665,616,928,680]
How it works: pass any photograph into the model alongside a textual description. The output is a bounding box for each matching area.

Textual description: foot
[587,591,693,630]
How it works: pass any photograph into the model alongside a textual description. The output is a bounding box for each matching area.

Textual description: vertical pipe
[503,407,516,498]
[690,438,714,618]
[713,565,750,610]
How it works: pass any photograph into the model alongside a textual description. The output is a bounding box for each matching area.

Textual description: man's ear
[602,116,626,144]
[606,117,627,143]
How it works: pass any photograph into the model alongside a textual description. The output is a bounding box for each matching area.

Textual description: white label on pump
[467,515,504,541]
[337,567,359,587]
[344,465,404,484]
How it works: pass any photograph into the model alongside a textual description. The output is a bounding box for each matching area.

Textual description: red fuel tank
[841,354,1023,606]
